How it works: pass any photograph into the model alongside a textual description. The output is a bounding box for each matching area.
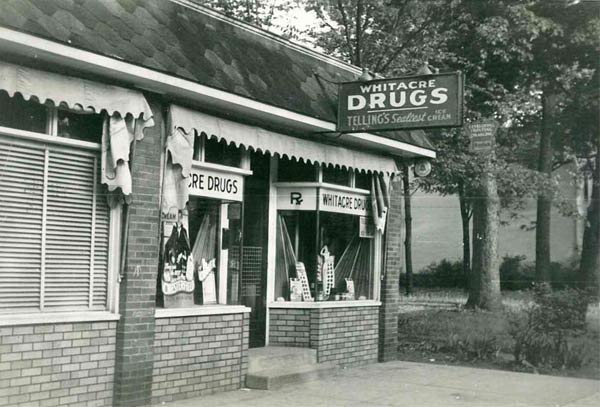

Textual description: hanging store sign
[337,72,463,132]
[188,164,245,202]
[276,184,370,217]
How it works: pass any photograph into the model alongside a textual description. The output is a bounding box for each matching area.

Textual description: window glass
[0,91,47,133]
[57,109,103,143]
[355,171,371,190]
[277,157,316,182]
[158,198,242,307]
[322,165,349,186]
[275,211,373,302]
[204,136,241,167]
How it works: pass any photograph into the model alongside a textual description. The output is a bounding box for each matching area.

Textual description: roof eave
[0,26,435,159]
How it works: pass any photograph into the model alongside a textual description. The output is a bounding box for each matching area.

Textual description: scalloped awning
[0,60,153,120]
[0,60,155,206]
[169,104,397,174]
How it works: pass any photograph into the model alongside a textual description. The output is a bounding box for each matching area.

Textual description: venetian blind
[0,135,109,312]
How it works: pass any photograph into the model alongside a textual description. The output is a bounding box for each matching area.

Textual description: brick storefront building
[0,1,435,406]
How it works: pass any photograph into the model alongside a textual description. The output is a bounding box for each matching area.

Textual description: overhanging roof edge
[0,26,436,159]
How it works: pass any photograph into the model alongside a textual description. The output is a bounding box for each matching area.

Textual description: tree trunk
[458,183,471,290]
[354,0,363,67]
[466,167,502,311]
[579,148,600,299]
[535,92,556,283]
[402,164,413,295]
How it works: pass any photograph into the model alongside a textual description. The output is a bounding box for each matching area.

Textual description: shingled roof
[0,0,433,150]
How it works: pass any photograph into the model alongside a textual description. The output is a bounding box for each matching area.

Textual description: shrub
[405,259,466,288]
[499,255,534,291]
[508,283,591,370]
[410,255,581,291]
[399,309,513,361]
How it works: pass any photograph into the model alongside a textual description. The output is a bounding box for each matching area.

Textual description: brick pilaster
[379,177,403,362]
[113,97,164,407]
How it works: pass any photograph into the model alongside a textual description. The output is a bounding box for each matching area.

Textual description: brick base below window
[151,313,249,405]
[269,306,379,367]
[0,321,117,407]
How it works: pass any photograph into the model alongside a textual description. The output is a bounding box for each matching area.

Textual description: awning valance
[0,61,153,120]
[0,60,155,206]
[169,104,397,174]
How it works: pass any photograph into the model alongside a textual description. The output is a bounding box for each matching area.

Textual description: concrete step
[245,361,338,390]
[248,346,317,372]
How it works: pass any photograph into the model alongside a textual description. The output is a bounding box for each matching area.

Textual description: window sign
[276,185,318,211]
[188,163,246,201]
[276,184,370,217]
[337,72,463,132]
[319,186,369,216]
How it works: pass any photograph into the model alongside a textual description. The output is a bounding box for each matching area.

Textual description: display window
[158,199,243,307]
[0,92,113,313]
[158,131,251,308]
[274,158,375,302]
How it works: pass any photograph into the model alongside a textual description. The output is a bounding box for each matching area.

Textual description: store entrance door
[241,152,270,348]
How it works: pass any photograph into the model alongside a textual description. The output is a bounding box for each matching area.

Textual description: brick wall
[268,305,379,367]
[113,97,164,406]
[311,307,378,366]
[379,176,403,362]
[268,308,310,347]
[0,321,116,407]
[151,313,249,405]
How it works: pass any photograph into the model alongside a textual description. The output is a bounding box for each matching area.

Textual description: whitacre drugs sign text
[337,72,463,132]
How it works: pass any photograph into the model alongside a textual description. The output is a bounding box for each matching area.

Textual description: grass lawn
[398,288,600,380]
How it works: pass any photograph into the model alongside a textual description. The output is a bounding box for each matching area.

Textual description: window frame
[0,101,120,317]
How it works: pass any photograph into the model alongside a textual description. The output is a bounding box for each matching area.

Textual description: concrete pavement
[155,360,600,407]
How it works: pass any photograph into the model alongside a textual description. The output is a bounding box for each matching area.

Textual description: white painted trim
[268,300,381,309]
[265,156,279,345]
[274,182,370,195]
[107,205,123,314]
[343,132,437,159]
[373,231,383,301]
[0,125,101,151]
[192,160,253,176]
[155,305,251,318]
[0,311,120,326]
[218,203,229,305]
[0,27,435,159]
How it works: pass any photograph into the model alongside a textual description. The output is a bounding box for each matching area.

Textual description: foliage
[413,256,581,291]
[398,289,599,378]
[508,283,592,371]
[399,309,513,362]
[195,0,296,30]
[402,259,465,289]
[499,255,534,291]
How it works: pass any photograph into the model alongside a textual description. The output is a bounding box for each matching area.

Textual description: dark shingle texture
[0,0,433,150]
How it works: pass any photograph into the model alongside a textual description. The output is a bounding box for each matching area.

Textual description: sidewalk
[156,360,600,407]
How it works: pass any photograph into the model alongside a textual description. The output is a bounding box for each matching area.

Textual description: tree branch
[379,11,437,73]
[336,0,355,64]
